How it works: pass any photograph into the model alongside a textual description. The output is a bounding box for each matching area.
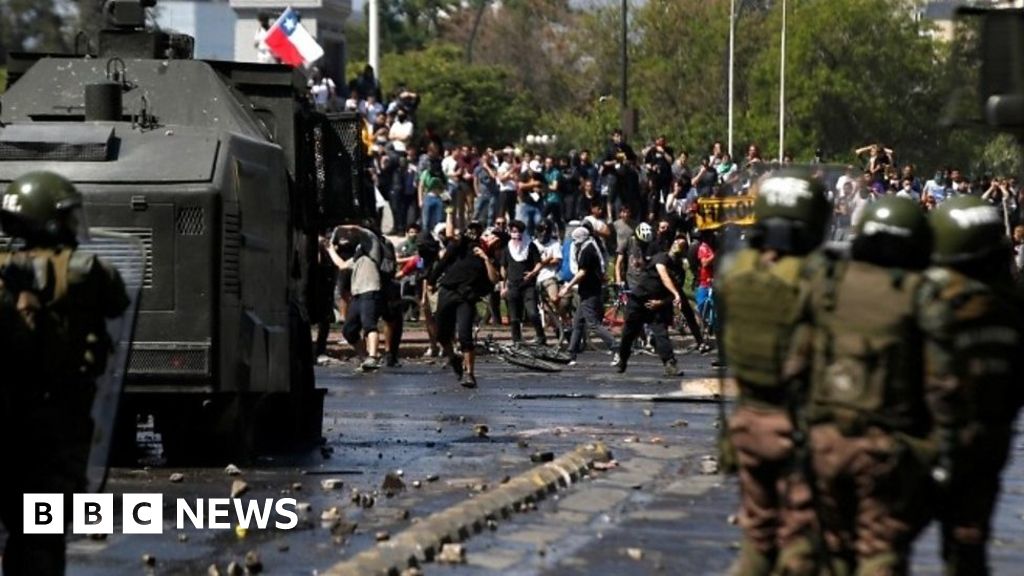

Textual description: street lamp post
[778,0,786,162]
[728,0,736,157]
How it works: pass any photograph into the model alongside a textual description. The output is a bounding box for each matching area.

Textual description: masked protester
[501,220,545,345]
[0,172,130,575]
[428,220,500,388]
[560,225,617,365]
[920,196,1024,575]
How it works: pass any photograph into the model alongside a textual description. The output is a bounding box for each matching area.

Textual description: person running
[561,225,617,365]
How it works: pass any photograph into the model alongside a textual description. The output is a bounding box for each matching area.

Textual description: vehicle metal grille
[128,342,210,376]
[175,206,206,236]
[0,141,110,161]
[87,227,153,288]
[223,212,240,297]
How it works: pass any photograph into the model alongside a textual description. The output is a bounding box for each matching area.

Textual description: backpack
[378,236,398,277]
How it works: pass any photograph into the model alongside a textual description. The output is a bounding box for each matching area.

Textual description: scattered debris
[375,530,390,542]
[517,439,530,449]
[426,474,440,483]
[224,464,242,476]
[530,451,554,463]
[320,478,343,491]
[438,543,467,564]
[177,533,188,543]
[670,419,689,428]
[643,409,653,417]
[623,436,640,444]
[291,482,303,491]
[626,547,644,561]
[593,460,619,471]
[400,568,424,576]
[169,472,185,483]
[487,519,498,531]
[278,544,290,552]
[206,564,221,576]
[142,553,156,567]
[412,480,422,489]
[649,436,665,445]
[727,514,739,525]
[474,424,489,438]
[230,479,249,499]
[321,507,342,524]
[501,475,511,484]
[700,455,720,475]
[296,502,312,514]
[244,550,263,574]
[382,472,406,494]
[225,561,244,576]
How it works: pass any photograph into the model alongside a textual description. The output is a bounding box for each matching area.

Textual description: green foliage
[979,134,1023,178]
[0,68,6,95]
[376,43,534,146]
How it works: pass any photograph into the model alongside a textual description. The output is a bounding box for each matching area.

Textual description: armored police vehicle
[0,0,373,461]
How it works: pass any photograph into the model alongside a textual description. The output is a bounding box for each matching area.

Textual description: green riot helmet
[1,171,86,246]
[749,169,830,255]
[851,196,932,270]
[929,195,1009,266]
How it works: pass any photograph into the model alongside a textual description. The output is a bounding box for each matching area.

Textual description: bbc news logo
[24,494,299,534]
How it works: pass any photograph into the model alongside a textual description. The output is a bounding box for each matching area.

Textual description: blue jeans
[516,202,543,236]
[474,194,497,226]
[422,193,443,232]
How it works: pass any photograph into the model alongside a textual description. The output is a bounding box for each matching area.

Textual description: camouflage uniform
[0,172,129,576]
[784,197,936,576]
[719,172,830,575]
[918,196,1024,576]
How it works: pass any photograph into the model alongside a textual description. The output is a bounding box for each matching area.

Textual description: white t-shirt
[535,239,562,285]
[388,118,414,152]
[309,78,336,107]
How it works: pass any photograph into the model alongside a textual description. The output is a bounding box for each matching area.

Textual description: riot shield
[81,229,145,492]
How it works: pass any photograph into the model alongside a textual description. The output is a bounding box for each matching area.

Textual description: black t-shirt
[644,146,674,186]
[430,238,491,299]
[576,243,605,299]
[417,231,441,271]
[633,252,673,300]
[502,242,541,289]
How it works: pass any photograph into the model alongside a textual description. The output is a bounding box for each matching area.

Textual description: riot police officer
[785,197,934,576]
[920,196,1024,575]
[0,171,130,575]
[718,171,830,575]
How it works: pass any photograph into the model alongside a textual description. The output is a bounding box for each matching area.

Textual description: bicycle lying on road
[477,334,570,373]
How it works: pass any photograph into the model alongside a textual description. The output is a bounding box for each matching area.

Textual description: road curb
[323,442,613,576]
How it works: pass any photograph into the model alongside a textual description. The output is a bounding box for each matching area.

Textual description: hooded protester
[560,225,617,364]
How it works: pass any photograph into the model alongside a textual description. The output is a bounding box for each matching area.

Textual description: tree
[375,43,534,147]
[0,0,69,54]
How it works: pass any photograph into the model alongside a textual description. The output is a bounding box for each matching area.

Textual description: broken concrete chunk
[438,543,466,564]
[626,547,644,561]
[382,472,406,493]
[320,478,344,491]
[169,472,185,483]
[700,455,720,475]
[230,479,249,499]
[375,530,390,542]
[224,464,242,476]
[643,409,653,417]
[142,553,156,567]
[530,451,554,463]
[474,424,489,438]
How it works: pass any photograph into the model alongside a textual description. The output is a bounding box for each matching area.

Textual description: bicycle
[537,285,573,349]
[477,334,564,372]
[696,285,718,348]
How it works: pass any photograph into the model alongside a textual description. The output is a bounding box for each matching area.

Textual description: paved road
[38,330,1024,574]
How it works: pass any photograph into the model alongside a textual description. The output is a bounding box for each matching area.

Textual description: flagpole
[368,0,380,79]
[778,0,786,162]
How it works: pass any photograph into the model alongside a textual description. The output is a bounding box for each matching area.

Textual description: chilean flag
[265,8,324,67]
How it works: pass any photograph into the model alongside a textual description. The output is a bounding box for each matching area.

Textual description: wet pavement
[18,327,1024,574]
